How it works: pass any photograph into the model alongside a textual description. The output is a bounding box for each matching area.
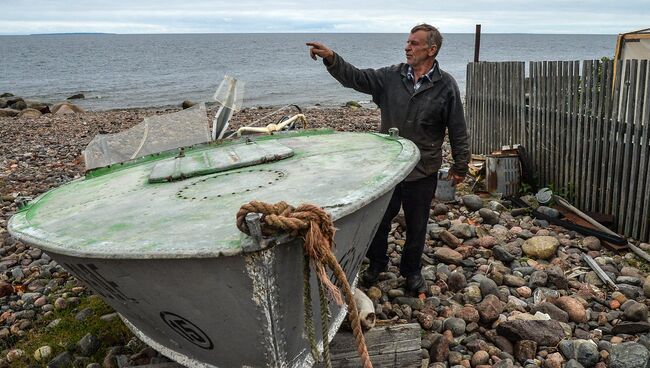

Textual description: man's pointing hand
[306,42,334,64]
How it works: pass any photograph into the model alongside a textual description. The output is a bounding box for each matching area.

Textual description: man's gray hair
[410,23,443,56]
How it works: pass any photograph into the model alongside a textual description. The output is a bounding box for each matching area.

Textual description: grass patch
[11,294,133,367]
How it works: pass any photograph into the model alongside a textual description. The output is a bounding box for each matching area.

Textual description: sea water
[0,33,616,110]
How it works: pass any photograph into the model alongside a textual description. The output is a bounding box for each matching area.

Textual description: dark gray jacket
[325,52,470,181]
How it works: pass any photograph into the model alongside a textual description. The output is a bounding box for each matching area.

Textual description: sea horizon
[1,33,618,110]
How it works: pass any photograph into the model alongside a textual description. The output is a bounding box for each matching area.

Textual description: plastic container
[485,154,521,196]
[435,168,456,201]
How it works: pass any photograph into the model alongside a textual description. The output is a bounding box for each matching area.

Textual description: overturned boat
[8,109,419,366]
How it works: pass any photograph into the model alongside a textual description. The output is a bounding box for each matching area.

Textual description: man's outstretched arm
[306,41,385,98]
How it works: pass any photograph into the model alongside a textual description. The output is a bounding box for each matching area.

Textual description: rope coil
[237,200,372,368]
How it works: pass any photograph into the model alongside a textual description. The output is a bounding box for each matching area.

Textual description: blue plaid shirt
[406,62,438,91]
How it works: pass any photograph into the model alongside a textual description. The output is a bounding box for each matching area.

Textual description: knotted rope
[237,200,372,368]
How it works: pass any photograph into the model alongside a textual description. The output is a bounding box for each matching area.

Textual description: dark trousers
[366,175,437,277]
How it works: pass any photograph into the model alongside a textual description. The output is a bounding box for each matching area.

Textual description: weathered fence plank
[634,62,650,239]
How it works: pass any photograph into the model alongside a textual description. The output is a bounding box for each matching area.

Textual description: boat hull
[51,189,394,368]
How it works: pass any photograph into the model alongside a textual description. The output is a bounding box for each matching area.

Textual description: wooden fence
[466,59,650,241]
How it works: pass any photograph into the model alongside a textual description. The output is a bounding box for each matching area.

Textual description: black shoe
[361,264,386,287]
[405,273,426,293]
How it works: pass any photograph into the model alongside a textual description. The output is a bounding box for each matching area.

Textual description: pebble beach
[2,103,650,368]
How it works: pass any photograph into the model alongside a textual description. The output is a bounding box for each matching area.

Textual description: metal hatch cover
[148,140,294,183]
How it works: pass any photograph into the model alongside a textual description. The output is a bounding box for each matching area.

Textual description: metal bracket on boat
[241,213,294,253]
[388,128,399,139]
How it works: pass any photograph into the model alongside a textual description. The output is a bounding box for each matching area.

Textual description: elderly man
[307,24,469,292]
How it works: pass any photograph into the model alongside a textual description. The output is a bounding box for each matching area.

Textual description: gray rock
[67,93,85,100]
[448,271,467,292]
[78,333,100,356]
[504,274,527,287]
[462,194,484,211]
[583,236,601,250]
[565,359,586,368]
[479,277,499,297]
[623,301,648,322]
[432,203,448,216]
[617,276,643,286]
[559,339,599,367]
[443,317,466,336]
[608,342,650,368]
[528,270,548,288]
[612,321,650,334]
[479,208,500,225]
[618,284,642,299]
[496,320,566,346]
[644,275,650,298]
[493,245,515,263]
[637,333,650,351]
[537,206,560,218]
[181,100,196,109]
[46,351,73,368]
[449,223,473,239]
[546,267,569,289]
[531,302,569,323]
[493,359,515,368]
[76,307,93,321]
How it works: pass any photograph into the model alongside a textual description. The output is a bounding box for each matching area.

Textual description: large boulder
[182,100,196,109]
[18,108,42,119]
[0,108,20,117]
[25,100,51,113]
[607,342,650,368]
[496,319,566,346]
[52,102,85,114]
[522,236,559,260]
[9,98,27,110]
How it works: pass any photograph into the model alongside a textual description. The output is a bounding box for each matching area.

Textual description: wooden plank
[623,60,645,234]
[560,61,569,187]
[539,60,545,185]
[639,61,650,240]
[316,323,422,368]
[519,62,526,151]
[549,61,557,188]
[530,62,537,175]
[465,63,476,152]
[553,61,561,189]
[597,60,613,213]
[534,61,542,185]
[618,60,638,234]
[567,61,577,194]
[541,61,547,186]
[625,60,650,239]
[612,60,633,233]
[575,61,587,208]
[605,60,624,214]
[498,62,504,147]
[586,60,598,210]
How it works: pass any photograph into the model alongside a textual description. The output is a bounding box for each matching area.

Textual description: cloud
[1,0,648,34]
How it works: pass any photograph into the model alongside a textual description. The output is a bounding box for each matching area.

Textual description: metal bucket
[486,154,521,196]
[435,168,456,201]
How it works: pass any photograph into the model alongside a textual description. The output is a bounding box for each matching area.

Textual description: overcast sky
[2,0,648,35]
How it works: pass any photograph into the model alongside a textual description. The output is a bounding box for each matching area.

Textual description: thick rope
[237,201,372,368]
